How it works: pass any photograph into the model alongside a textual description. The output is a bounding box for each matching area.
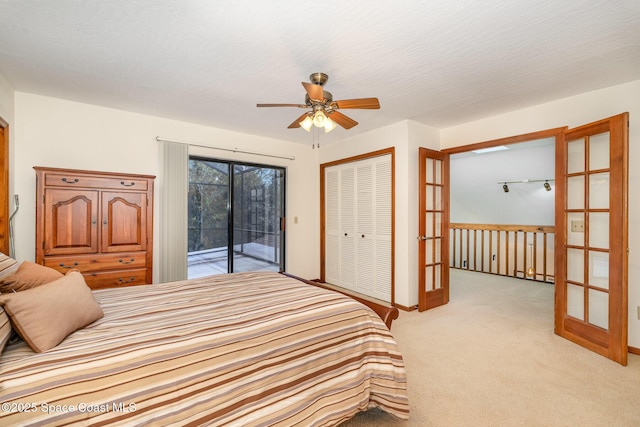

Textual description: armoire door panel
[101,191,147,253]
[44,189,98,255]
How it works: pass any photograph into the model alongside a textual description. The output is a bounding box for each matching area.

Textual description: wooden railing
[450,223,555,283]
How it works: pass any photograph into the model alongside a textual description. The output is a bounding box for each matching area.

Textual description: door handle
[417,235,435,240]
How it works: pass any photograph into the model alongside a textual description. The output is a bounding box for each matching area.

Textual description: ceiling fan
[257,72,380,133]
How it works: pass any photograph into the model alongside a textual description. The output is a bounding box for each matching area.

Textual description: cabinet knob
[118,258,135,265]
[118,277,136,283]
[120,181,135,187]
[61,178,79,184]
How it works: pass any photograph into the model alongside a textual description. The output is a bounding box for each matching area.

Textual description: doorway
[187,157,285,278]
[419,115,629,365]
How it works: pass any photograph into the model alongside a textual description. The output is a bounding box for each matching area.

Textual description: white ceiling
[1,1,639,144]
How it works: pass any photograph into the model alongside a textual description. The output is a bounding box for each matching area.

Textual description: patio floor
[187,248,280,279]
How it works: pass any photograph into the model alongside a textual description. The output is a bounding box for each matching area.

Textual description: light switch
[571,220,584,232]
[294,216,298,224]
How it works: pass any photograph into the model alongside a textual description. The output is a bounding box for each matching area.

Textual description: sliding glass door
[188,158,285,278]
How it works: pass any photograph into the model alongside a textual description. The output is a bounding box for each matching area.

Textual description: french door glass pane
[589,132,610,170]
[567,176,585,209]
[567,212,584,246]
[589,251,609,290]
[567,283,585,320]
[567,248,584,283]
[588,289,609,330]
[589,212,609,249]
[567,139,585,174]
[589,172,610,209]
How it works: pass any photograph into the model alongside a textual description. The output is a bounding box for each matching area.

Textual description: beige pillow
[0,306,10,354]
[0,271,104,352]
[0,261,64,293]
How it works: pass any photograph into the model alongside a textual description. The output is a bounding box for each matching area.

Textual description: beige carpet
[341,269,640,426]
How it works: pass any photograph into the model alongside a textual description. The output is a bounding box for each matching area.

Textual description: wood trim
[441,127,567,155]
[0,117,9,256]
[281,272,400,330]
[319,147,395,304]
[629,346,640,355]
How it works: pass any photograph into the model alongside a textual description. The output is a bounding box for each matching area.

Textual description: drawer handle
[61,178,79,184]
[120,181,135,187]
[119,258,135,265]
[59,262,79,269]
[118,277,136,284]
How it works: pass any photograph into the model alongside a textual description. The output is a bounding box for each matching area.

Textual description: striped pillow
[0,306,10,354]
[0,252,19,282]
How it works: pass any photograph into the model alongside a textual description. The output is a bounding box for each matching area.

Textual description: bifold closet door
[324,154,392,302]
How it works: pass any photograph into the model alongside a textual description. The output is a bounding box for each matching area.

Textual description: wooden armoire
[34,167,155,289]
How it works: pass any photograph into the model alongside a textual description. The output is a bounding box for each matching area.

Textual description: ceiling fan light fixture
[300,115,313,132]
[313,110,327,127]
[324,117,337,133]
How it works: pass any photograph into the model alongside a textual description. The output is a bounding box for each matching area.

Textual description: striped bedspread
[0,271,409,426]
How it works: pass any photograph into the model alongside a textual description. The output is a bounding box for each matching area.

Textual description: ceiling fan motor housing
[309,72,329,86]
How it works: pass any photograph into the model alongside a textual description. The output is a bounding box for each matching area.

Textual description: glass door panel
[188,158,285,277]
[188,160,230,278]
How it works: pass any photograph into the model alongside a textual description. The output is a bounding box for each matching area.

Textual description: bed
[0,264,409,426]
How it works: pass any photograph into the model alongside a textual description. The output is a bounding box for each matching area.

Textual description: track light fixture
[498,178,554,192]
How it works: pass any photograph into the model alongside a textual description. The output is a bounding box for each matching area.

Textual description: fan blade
[329,111,358,129]
[301,82,324,101]
[257,103,305,108]
[287,112,310,129]
[334,97,380,109]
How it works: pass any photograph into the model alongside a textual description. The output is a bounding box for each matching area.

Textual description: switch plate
[571,220,585,232]
[294,216,298,224]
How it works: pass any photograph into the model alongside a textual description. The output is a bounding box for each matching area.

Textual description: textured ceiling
[1,1,639,144]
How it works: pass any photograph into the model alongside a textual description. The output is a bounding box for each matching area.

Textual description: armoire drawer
[44,172,149,191]
[83,269,148,289]
[44,252,147,274]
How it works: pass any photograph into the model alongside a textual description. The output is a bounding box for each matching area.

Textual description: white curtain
[160,141,188,282]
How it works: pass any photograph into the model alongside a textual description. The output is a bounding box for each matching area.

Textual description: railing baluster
[449,223,554,283]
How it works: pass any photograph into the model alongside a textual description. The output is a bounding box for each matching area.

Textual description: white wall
[451,143,555,225]
[12,92,320,281]
[441,79,640,349]
[0,73,15,207]
[318,120,440,308]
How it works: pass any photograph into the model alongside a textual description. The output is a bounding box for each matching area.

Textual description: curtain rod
[155,137,295,161]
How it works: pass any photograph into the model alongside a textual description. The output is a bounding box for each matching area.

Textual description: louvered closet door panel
[373,157,392,301]
[340,167,357,289]
[356,163,374,293]
[325,169,340,284]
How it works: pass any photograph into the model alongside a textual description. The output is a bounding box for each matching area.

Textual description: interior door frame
[0,116,9,256]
